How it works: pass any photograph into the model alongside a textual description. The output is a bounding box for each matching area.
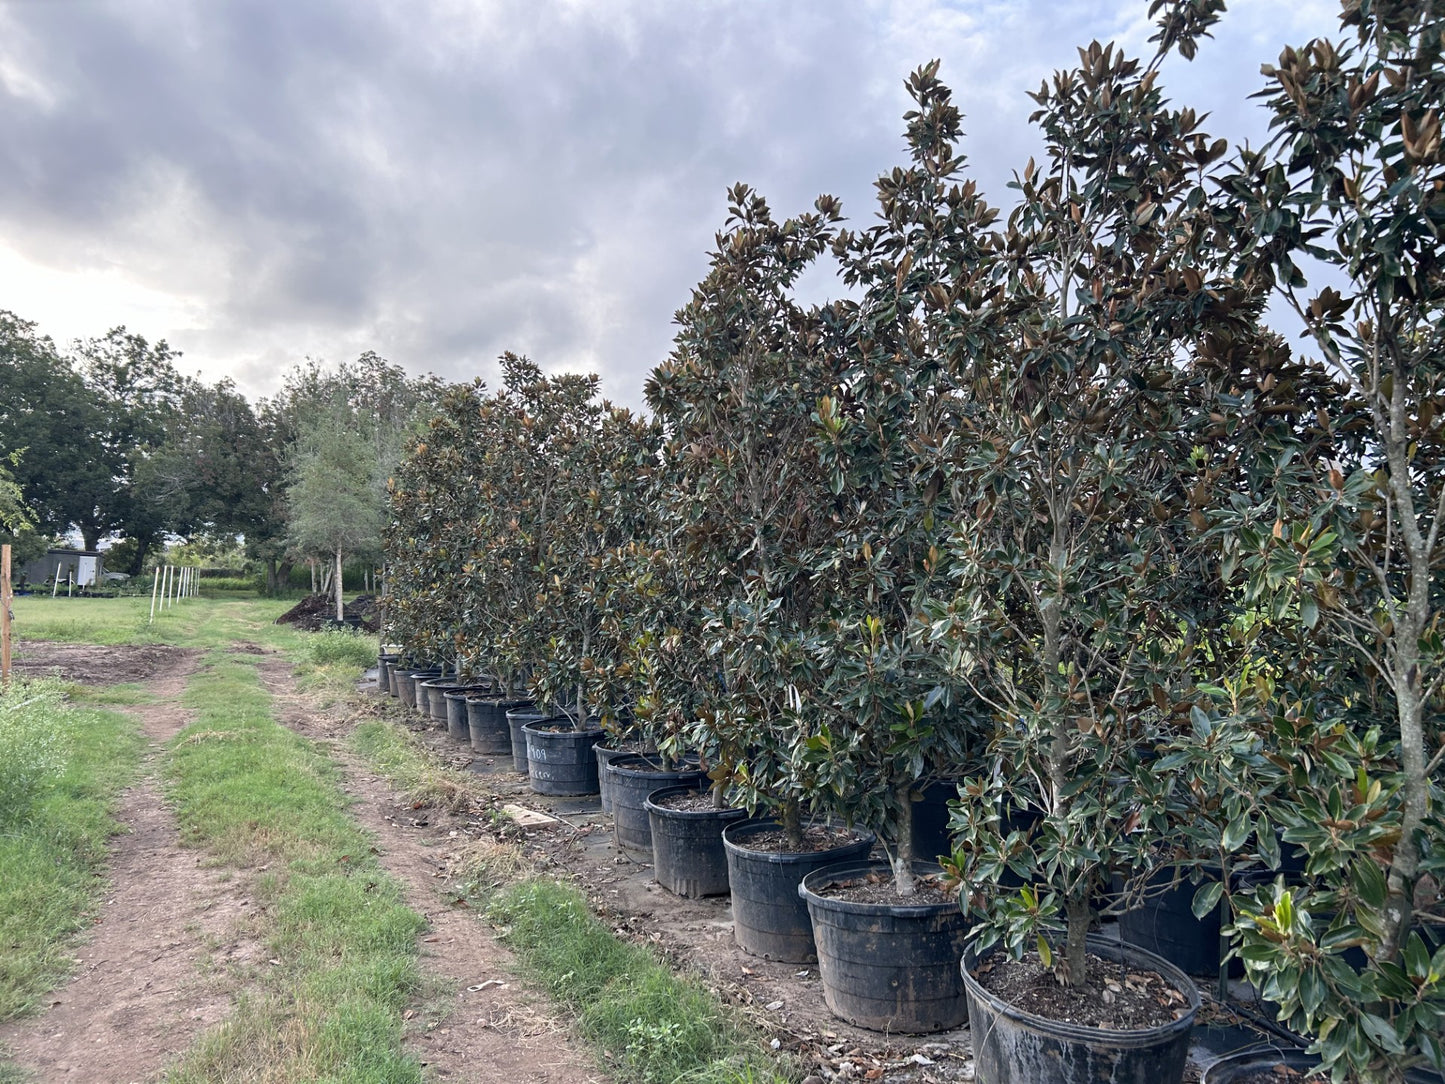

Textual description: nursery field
[0,594,1346,1084]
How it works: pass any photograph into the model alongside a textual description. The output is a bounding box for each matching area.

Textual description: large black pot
[1118,867,1231,978]
[523,723,604,796]
[605,755,705,862]
[1202,1045,1444,1084]
[504,706,547,772]
[961,935,1199,1084]
[443,685,491,742]
[645,784,746,898]
[395,668,439,710]
[722,819,875,963]
[465,697,527,754]
[420,679,464,724]
[377,653,400,693]
[800,860,971,1032]
[595,740,655,813]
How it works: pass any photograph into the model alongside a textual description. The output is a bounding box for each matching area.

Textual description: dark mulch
[739,824,868,854]
[275,593,380,632]
[814,868,956,905]
[651,789,734,813]
[971,949,1191,1030]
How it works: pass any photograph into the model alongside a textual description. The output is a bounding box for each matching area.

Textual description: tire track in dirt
[251,651,606,1084]
[0,649,262,1084]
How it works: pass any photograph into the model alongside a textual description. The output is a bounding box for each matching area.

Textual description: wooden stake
[2,544,12,691]
[149,565,160,623]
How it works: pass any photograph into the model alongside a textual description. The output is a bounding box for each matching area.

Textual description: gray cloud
[0,0,1340,410]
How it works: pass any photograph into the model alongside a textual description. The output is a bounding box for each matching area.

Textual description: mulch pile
[275,594,380,633]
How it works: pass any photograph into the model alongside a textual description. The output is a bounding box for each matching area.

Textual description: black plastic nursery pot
[605,755,705,862]
[645,783,747,898]
[395,669,438,710]
[443,686,489,741]
[377,653,400,691]
[462,697,506,754]
[421,679,463,724]
[961,935,1199,1084]
[465,697,532,755]
[523,723,604,796]
[722,819,875,963]
[504,706,548,772]
[1118,867,1231,978]
[799,860,971,1032]
[594,740,656,814]
[1201,1045,1444,1084]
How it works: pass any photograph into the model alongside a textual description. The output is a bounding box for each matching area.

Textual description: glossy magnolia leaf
[1191,880,1224,920]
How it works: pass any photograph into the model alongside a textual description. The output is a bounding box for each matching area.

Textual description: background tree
[71,326,191,568]
[0,311,110,546]
[286,403,389,621]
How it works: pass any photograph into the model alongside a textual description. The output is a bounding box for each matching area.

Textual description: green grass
[487,879,790,1084]
[161,647,425,1083]
[0,681,145,1021]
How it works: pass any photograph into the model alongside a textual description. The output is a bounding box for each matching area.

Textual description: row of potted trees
[380,4,1443,1082]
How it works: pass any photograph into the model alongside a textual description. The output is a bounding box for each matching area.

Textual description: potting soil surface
[971,949,1188,1030]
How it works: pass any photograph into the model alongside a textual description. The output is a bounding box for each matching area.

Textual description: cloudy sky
[0,0,1340,411]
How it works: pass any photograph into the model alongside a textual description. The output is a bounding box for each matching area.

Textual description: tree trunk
[892,782,917,896]
[309,558,317,593]
[334,549,344,623]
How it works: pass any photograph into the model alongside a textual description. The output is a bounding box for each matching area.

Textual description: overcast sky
[0,0,1341,411]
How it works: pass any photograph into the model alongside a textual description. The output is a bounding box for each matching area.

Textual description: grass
[0,680,145,1021]
[486,879,791,1084]
[162,647,426,1083]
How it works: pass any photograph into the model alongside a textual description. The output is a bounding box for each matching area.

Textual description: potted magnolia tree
[647,183,873,961]
[934,12,1241,1079]
[793,62,997,1033]
[1194,6,1445,1079]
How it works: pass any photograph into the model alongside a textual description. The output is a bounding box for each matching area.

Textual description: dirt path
[251,653,605,1084]
[0,649,260,1084]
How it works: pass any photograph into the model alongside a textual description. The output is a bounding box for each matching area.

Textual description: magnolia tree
[801,63,1003,895]
[1198,4,1445,1078]
[384,381,493,665]
[932,14,1246,985]
[528,398,661,729]
[646,184,845,844]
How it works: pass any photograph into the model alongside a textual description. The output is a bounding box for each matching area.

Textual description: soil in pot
[606,754,704,862]
[962,935,1199,1084]
[799,861,971,1033]
[1202,1046,1443,1084]
[523,723,604,796]
[646,784,746,898]
[722,819,875,963]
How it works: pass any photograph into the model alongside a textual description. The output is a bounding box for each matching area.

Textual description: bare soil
[9,641,194,687]
[249,653,603,1084]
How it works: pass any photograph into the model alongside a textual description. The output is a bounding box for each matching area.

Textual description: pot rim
[961,933,1201,1045]
[520,721,604,738]
[799,859,961,919]
[722,818,875,864]
[644,783,745,819]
